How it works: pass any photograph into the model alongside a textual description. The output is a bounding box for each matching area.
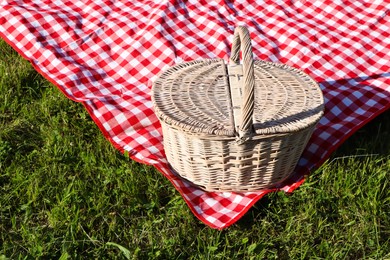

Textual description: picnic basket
[152,26,324,192]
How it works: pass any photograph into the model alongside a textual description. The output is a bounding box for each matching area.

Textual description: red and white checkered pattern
[1,0,389,229]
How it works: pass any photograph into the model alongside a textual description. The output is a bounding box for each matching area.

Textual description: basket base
[168,163,293,193]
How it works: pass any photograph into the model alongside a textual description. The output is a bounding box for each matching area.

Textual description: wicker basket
[152,26,324,192]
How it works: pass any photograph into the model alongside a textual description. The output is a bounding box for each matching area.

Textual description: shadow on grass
[19,69,48,101]
[0,119,43,163]
[331,109,390,157]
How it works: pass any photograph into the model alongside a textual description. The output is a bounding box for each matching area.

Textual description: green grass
[0,38,389,259]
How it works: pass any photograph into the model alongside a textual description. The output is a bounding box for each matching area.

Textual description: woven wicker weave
[152,26,324,192]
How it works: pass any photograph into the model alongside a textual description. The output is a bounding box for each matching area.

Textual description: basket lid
[152,27,324,139]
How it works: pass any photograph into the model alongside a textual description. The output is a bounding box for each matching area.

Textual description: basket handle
[230,26,255,141]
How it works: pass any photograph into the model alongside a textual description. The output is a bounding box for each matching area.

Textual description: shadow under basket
[152,26,324,192]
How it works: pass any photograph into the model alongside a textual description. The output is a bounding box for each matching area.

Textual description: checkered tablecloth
[1,1,389,229]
